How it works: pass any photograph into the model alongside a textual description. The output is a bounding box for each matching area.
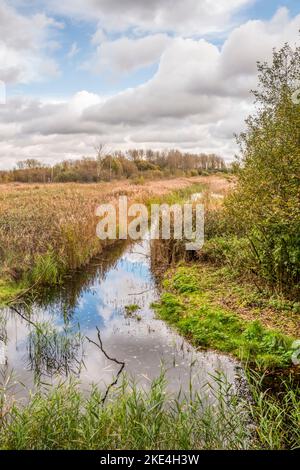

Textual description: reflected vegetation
[0,234,243,402]
[31,240,131,319]
[28,322,84,380]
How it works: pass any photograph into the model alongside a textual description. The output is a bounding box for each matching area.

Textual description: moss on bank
[0,280,24,306]
[153,265,297,370]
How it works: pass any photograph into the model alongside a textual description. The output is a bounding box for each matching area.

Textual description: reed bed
[0,373,251,450]
[0,178,209,288]
[0,371,298,450]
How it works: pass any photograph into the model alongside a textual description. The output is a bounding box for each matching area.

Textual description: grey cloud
[84,34,171,75]
[44,0,252,34]
[1,7,300,168]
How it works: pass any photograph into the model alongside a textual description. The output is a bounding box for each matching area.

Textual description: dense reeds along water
[0,233,244,401]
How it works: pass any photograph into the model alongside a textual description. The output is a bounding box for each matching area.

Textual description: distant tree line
[0,149,227,184]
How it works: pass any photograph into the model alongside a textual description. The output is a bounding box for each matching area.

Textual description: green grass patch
[125,304,140,314]
[153,266,296,369]
[124,304,142,321]
[29,251,63,286]
[0,279,24,306]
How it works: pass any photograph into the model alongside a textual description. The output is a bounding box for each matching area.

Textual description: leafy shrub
[199,236,256,277]
[222,44,300,298]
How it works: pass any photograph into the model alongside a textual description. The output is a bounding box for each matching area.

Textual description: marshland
[0,42,299,451]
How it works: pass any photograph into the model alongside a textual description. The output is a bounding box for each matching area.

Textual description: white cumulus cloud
[0,5,300,169]
[0,1,62,84]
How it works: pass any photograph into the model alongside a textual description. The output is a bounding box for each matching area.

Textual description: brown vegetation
[0,175,226,288]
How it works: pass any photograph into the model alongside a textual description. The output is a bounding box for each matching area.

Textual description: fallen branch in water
[130,251,151,258]
[128,287,156,296]
[86,326,125,404]
[9,305,39,330]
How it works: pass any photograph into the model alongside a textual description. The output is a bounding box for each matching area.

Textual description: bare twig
[130,251,151,258]
[128,287,155,296]
[9,305,39,330]
[86,326,125,404]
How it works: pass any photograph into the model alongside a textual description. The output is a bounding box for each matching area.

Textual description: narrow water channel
[0,233,244,402]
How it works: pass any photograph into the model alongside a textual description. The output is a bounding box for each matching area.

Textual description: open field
[0,175,230,303]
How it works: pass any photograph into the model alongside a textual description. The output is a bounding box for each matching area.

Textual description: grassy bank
[153,265,297,369]
[0,280,23,305]
[146,164,299,447]
[149,174,298,371]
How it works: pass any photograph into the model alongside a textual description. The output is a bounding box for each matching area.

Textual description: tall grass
[247,370,300,450]
[0,373,251,450]
[0,180,208,292]
[0,371,298,450]
[0,184,136,287]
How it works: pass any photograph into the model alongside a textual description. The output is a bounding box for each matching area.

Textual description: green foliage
[172,269,199,293]
[154,267,295,369]
[30,251,61,286]
[125,304,140,314]
[152,293,183,323]
[164,183,204,205]
[0,280,23,305]
[28,322,83,380]
[224,43,300,297]
[200,236,255,275]
[204,209,231,239]
[247,371,300,450]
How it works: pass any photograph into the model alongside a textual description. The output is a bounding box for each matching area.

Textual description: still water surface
[0,235,243,401]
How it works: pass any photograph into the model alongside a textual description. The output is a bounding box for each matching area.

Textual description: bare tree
[94,143,107,180]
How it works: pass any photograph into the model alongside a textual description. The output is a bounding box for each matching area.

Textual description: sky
[0,0,300,169]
